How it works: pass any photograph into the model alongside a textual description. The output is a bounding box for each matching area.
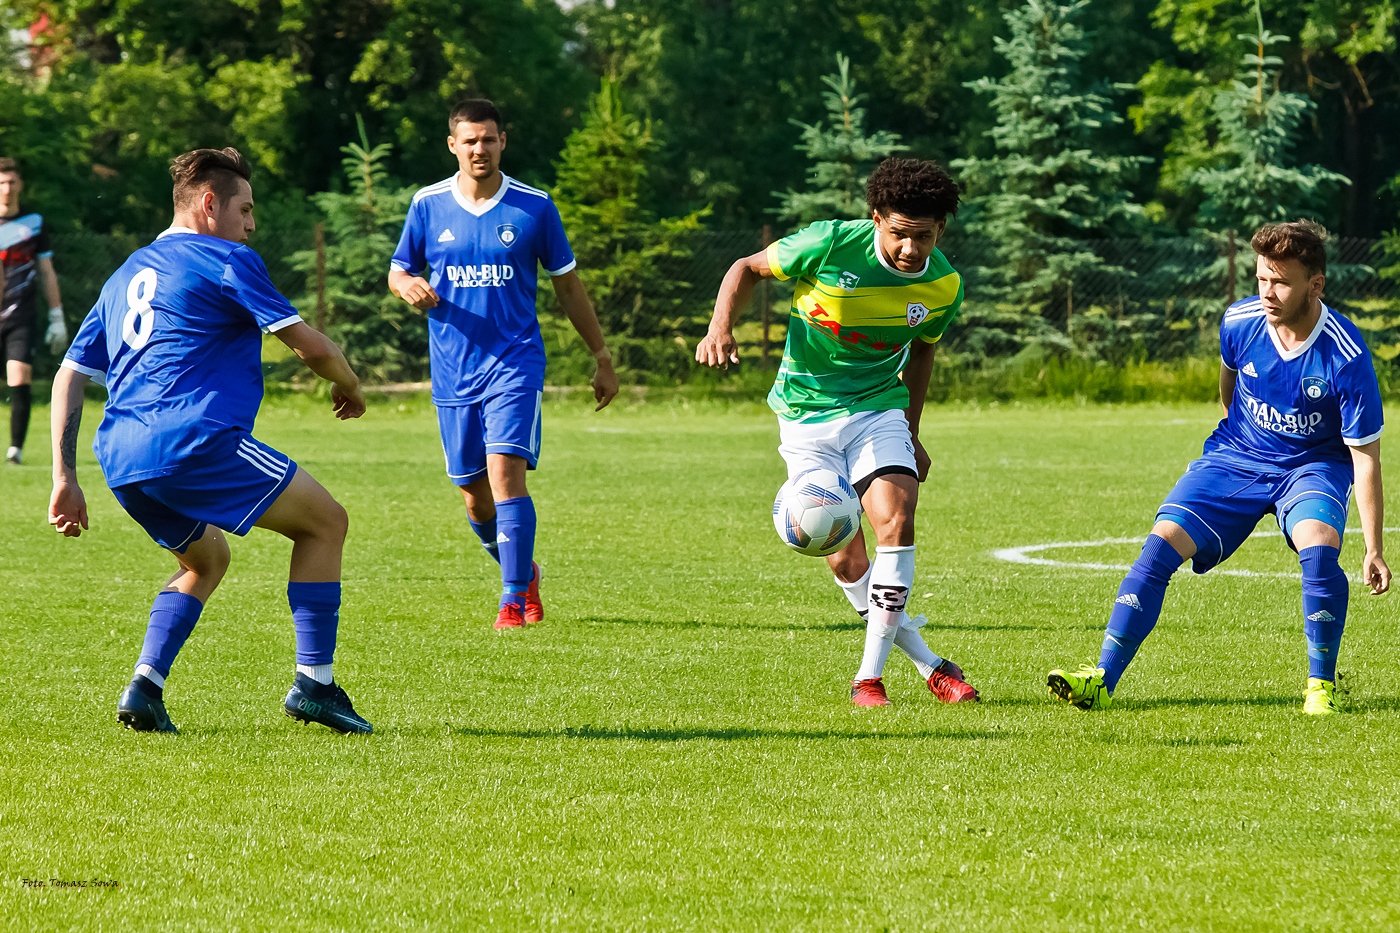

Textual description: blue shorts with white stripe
[437,385,543,486]
[1156,454,1352,574]
[110,431,297,552]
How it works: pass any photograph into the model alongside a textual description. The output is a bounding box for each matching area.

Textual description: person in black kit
[0,157,66,464]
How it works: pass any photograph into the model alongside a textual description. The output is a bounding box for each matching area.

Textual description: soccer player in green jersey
[697,157,977,707]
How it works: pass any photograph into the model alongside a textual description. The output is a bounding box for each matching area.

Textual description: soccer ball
[772,469,862,557]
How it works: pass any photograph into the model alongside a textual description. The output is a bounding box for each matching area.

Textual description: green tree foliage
[773,54,905,226]
[0,0,584,232]
[292,118,422,384]
[952,0,1146,344]
[1136,0,1400,232]
[549,78,706,380]
[1189,2,1351,232]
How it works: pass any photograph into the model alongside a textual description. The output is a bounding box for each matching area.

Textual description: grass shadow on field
[985,694,1298,710]
[454,724,1011,742]
[1342,696,1400,713]
[1127,695,1297,710]
[581,616,866,632]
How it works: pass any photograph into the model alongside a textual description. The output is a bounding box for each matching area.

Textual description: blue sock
[288,582,340,666]
[469,513,501,564]
[495,496,536,609]
[1099,534,1182,693]
[1300,545,1347,682]
[136,591,204,679]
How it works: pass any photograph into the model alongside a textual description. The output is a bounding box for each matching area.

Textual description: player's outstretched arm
[696,251,772,369]
[551,270,619,411]
[274,322,366,420]
[49,366,89,537]
[1351,440,1390,595]
[387,268,439,311]
[39,256,67,354]
[902,340,937,482]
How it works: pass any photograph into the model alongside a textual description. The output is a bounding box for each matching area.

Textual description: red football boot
[524,562,543,624]
[851,678,890,707]
[927,660,979,703]
[494,602,526,630]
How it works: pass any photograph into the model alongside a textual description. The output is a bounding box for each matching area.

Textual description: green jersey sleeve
[918,275,965,344]
[766,221,838,281]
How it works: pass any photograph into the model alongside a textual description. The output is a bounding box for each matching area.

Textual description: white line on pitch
[990,527,1400,580]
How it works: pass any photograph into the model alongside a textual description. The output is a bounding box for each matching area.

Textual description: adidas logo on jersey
[1241,362,1258,376]
[437,228,456,243]
[1306,609,1336,623]
[1115,593,1143,611]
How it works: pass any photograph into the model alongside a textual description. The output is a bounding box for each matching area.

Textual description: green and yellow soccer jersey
[764,219,964,422]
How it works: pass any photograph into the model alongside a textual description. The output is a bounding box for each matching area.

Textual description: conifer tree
[952,0,1144,327]
[1190,1,1350,234]
[550,78,706,375]
[293,116,422,383]
[774,54,906,226]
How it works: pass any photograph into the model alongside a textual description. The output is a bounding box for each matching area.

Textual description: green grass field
[3,395,1400,931]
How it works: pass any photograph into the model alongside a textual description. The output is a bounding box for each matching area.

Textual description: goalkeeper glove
[45,306,67,354]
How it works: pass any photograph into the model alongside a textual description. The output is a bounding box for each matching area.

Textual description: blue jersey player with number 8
[1048,221,1391,716]
[49,148,374,735]
[388,98,619,631]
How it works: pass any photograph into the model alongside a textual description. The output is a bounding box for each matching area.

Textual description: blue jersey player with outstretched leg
[1048,221,1391,716]
[388,98,619,630]
[49,148,374,735]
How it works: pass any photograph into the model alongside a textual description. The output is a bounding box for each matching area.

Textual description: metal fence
[41,226,1400,378]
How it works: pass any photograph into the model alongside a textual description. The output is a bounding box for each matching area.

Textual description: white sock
[893,625,943,680]
[134,663,165,688]
[836,565,942,678]
[297,663,333,685]
[835,566,873,616]
[854,545,916,682]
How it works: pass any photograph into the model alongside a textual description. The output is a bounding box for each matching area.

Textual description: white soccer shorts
[777,408,918,489]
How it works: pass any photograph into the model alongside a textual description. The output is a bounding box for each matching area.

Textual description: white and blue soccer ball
[772,469,862,557]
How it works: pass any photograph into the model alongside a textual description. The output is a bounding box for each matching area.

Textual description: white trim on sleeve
[61,358,106,387]
[1220,355,1237,372]
[261,314,303,334]
[1343,427,1384,447]
[546,259,577,277]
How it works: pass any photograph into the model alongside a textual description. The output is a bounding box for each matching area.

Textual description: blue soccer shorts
[110,432,297,552]
[437,386,544,486]
[1156,455,1352,573]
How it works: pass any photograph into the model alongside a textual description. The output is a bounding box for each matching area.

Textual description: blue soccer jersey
[62,227,302,486]
[390,173,575,405]
[1203,296,1383,471]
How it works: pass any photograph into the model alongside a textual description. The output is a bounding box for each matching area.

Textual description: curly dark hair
[865,157,960,221]
[1252,220,1329,277]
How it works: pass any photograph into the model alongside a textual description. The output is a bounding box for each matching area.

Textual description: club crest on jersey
[906,301,930,327]
[496,224,520,247]
[837,271,860,291]
[1302,376,1328,401]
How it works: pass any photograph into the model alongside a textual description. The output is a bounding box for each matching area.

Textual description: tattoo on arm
[60,405,81,471]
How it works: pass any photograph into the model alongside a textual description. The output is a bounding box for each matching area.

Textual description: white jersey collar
[451,172,510,217]
[1266,302,1330,362]
[872,227,929,279]
[157,225,200,238]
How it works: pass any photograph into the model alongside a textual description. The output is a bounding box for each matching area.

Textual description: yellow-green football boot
[1303,677,1340,716]
[1046,665,1113,710]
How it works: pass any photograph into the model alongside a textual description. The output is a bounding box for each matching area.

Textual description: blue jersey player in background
[1048,221,1390,716]
[388,98,619,630]
[49,148,374,735]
